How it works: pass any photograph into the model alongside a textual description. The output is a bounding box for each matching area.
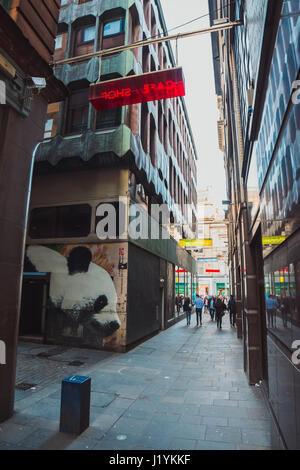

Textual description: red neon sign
[205,269,220,273]
[89,67,185,110]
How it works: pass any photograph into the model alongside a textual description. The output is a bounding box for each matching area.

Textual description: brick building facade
[20,0,198,353]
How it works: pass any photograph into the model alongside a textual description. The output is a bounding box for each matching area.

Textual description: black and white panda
[25,245,121,339]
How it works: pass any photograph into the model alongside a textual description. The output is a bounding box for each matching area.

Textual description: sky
[161,0,227,208]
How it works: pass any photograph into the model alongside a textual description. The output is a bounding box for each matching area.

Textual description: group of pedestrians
[175,293,237,329]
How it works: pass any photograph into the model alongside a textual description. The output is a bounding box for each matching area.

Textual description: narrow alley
[0,313,273,451]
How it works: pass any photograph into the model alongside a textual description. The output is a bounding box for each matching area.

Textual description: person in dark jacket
[228,295,237,327]
[175,294,182,314]
[183,296,192,326]
[215,296,226,329]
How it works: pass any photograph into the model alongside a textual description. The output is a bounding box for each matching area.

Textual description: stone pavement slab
[0,313,274,450]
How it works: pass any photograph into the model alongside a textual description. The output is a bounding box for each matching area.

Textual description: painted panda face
[25,245,121,340]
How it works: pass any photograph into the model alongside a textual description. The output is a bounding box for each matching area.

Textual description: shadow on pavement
[39,432,76,450]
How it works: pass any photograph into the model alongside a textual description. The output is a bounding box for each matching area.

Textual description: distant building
[196,186,229,296]
[0,0,66,422]
[21,0,198,352]
[209,0,300,449]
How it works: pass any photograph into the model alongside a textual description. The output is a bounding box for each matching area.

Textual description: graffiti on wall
[25,244,127,348]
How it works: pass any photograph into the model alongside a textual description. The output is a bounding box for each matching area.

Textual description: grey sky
[161,0,227,207]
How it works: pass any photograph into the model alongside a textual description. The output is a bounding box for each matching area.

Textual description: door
[19,276,49,337]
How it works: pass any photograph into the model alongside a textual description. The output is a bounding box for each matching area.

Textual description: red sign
[205,269,220,273]
[89,67,185,110]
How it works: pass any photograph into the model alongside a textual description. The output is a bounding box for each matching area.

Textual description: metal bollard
[59,375,91,435]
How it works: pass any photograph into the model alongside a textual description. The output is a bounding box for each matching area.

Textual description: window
[142,45,150,73]
[141,102,148,153]
[149,115,156,166]
[164,117,168,153]
[82,25,95,43]
[61,0,69,6]
[150,56,156,72]
[103,18,125,37]
[102,17,125,49]
[74,24,95,56]
[29,205,92,239]
[54,24,68,61]
[96,107,121,130]
[169,159,173,196]
[158,106,163,142]
[144,0,151,28]
[55,35,63,50]
[65,88,89,135]
[44,102,60,139]
[44,119,53,139]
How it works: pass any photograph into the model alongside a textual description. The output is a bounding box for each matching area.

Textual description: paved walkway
[0,312,273,450]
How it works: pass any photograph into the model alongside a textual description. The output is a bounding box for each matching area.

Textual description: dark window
[142,45,150,73]
[65,88,89,134]
[141,102,148,153]
[149,115,156,166]
[96,107,121,130]
[150,56,156,72]
[29,205,91,239]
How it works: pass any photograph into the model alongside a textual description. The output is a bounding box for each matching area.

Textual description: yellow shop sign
[179,239,213,248]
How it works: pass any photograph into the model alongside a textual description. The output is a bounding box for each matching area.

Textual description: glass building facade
[210,0,300,449]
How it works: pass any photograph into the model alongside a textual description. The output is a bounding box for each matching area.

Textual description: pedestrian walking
[175,294,182,315]
[209,296,215,321]
[215,296,226,329]
[266,295,276,328]
[183,296,192,326]
[228,295,237,327]
[204,296,209,314]
[195,295,204,326]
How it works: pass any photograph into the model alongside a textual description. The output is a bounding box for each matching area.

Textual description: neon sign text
[90,67,185,110]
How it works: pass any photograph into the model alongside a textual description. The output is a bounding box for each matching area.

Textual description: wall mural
[24,243,128,349]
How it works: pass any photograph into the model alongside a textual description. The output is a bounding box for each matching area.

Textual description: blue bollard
[59,375,91,435]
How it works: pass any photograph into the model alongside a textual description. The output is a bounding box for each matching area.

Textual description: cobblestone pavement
[0,313,274,450]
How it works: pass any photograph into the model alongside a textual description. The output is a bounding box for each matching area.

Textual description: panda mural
[25,245,121,347]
